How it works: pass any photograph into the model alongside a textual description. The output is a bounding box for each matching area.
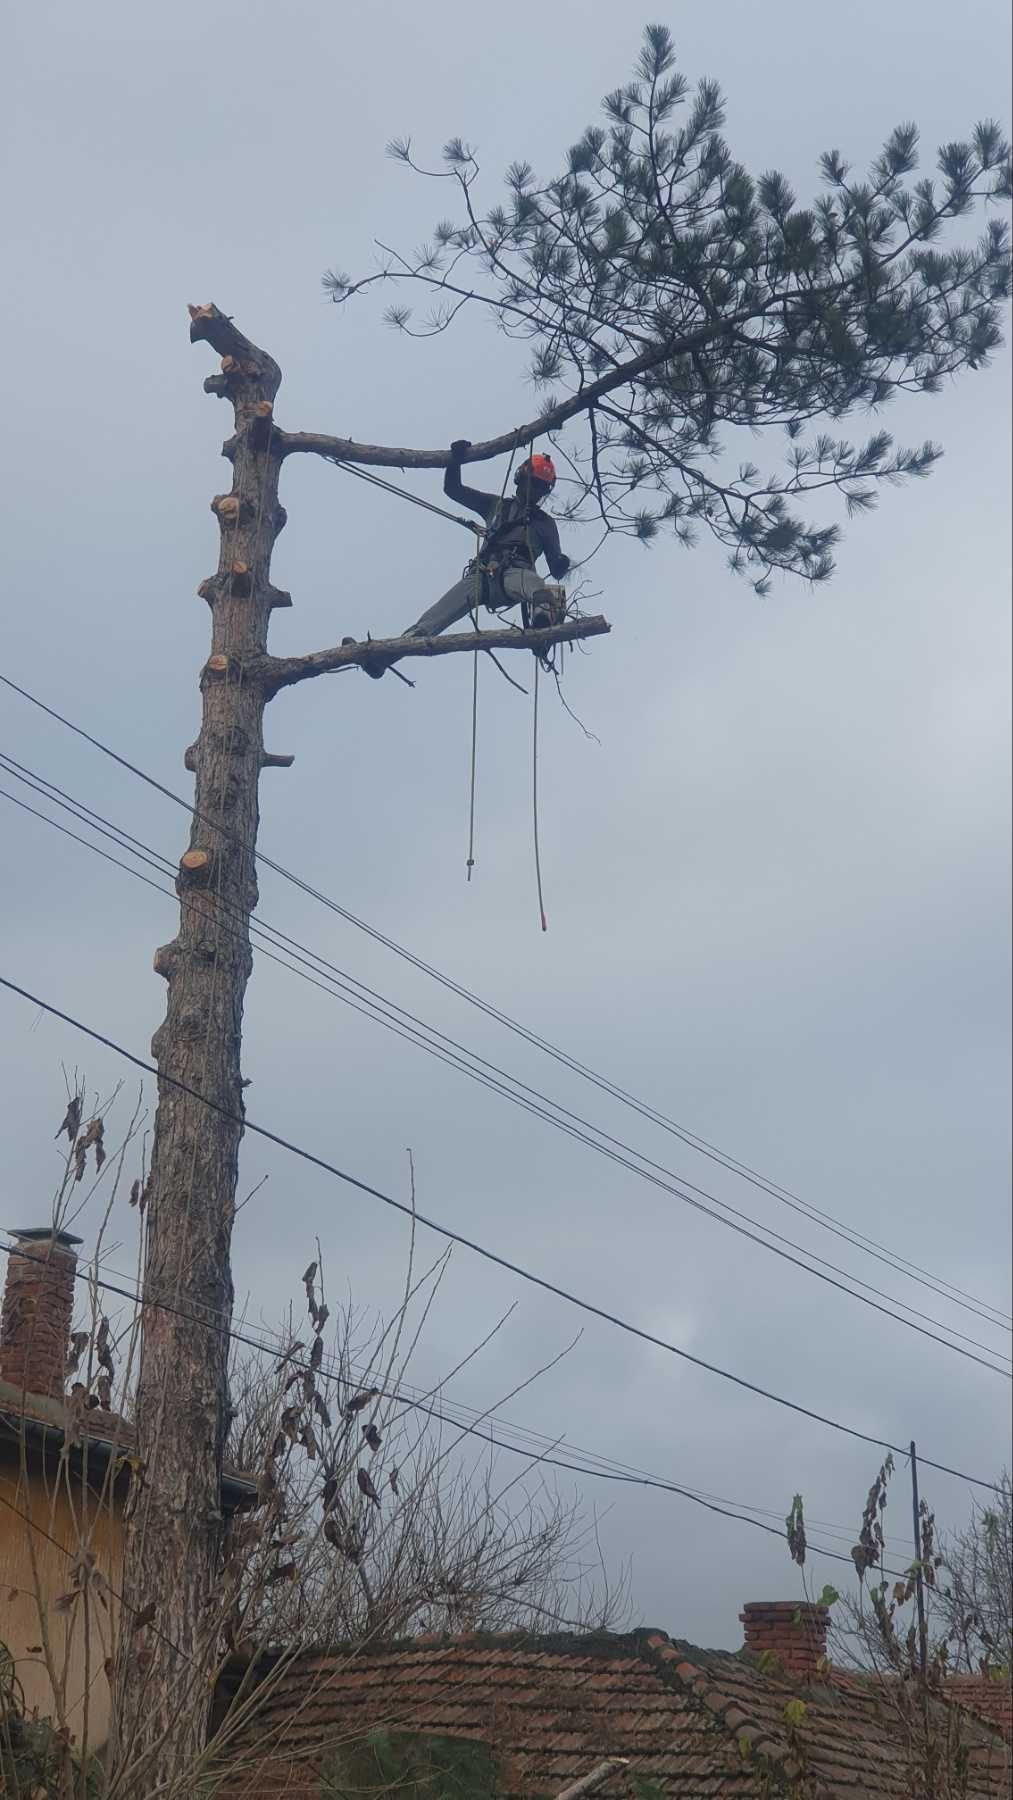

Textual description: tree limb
[186,303,282,395]
[274,317,746,469]
[261,616,610,693]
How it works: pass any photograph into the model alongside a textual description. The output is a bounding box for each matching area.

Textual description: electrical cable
[0,1238,910,1575]
[3,669,1005,1334]
[2,760,1009,1376]
[0,972,1004,1495]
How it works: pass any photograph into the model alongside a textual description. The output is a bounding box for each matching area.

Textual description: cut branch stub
[177,847,214,887]
[187,303,282,397]
[260,751,295,769]
[152,943,178,982]
[201,652,241,685]
[267,586,292,611]
[246,402,277,452]
[227,561,252,595]
[211,493,243,524]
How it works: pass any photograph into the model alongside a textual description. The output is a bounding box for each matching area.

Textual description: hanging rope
[465,557,482,881]
[532,657,548,933]
[463,431,524,884]
[330,457,483,535]
[335,438,563,934]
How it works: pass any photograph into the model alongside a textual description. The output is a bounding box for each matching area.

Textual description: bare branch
[261,616,610,693]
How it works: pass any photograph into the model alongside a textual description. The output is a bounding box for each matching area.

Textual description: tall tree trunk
[106,302,605,1795]
[111,308,288,1789]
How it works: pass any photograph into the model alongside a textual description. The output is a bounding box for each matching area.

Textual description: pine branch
[260,617,611,694]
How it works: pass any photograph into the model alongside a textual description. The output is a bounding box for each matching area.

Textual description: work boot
[529,588,566,632]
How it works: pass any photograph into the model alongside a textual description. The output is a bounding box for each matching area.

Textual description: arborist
[353,442,572,677]
[406,440,571,639]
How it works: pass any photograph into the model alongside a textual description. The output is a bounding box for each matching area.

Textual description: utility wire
[0,973,1003,1496]
[3,669,1006,1334]
[3,760,1009,1377]
[0,1238,909,1577]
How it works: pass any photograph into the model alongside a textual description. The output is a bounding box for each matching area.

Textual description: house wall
[0,1437,124,1754]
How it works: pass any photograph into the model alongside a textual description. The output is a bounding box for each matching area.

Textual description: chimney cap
[7,1226,84,1248]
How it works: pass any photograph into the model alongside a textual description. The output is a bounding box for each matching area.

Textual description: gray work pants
[405,563,552,639]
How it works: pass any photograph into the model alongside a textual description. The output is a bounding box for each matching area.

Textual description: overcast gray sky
[2,0,1010,1648]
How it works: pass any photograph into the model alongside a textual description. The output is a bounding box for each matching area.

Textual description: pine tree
[324,24,1011,594]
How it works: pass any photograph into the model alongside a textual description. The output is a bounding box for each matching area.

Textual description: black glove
[449,438,472,460]
[552,554,572,578]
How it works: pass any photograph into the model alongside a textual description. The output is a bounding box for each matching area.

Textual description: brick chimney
[0,1226,82,1400]
[740,1601,829,1680]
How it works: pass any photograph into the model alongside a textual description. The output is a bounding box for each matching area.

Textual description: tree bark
[262,614,610,691]
[109,302,611,1793]
[111,306,285,1789]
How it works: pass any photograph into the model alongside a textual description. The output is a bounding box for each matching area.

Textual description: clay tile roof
[216,1629,1012,1798]
[945,1673,1013,1740]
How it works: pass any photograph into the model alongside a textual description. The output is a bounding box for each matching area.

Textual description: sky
[1,1,1010,1650]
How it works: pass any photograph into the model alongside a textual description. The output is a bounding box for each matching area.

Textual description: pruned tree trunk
[111,309,287,1786]
[109,304,608,1792]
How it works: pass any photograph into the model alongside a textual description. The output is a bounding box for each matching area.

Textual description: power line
[3,759,1009,1377]
[0,1238,908,1577]
[0,973,1003,1496]
[3,668,1007,1334]
[79,1244,913,1553]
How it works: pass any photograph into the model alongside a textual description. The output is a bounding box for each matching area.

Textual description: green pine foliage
[326,25,1011,593]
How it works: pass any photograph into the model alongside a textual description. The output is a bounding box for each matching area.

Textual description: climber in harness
[353,442,572,677]
[405,439,571,639]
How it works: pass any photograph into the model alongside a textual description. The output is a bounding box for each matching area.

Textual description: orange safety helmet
[516,452,557,490]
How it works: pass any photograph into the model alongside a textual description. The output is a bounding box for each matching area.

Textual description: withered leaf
[344,1387,379,1419]
[356,1467,381,1508]
[56,1095,83,1142]
[96,1317,114,1376]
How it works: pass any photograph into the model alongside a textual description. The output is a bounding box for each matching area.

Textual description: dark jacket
[444,464,570,580]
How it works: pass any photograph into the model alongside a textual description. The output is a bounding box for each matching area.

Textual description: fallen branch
[261,616,611,694]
